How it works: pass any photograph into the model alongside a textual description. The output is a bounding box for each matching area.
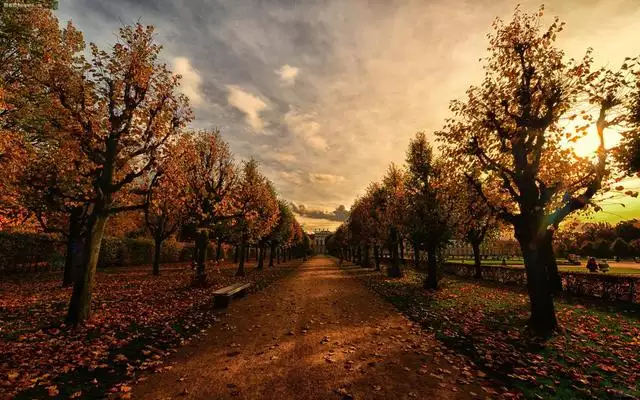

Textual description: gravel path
[133,256,487,400]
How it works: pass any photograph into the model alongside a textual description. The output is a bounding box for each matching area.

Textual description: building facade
[311,229,331,254]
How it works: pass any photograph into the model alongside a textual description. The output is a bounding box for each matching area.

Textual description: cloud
[57,0,640,230]
[283,109,328,151]
[291,203,349,222]
[226,85,269,132]
[309,173,345,184]
[276,64,299,84]
[273,152,297,163]
[278,170,303,185]
[173,57,203,106]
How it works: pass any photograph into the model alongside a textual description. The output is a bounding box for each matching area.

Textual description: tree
[615,219,640,243]
[405,132,457,289]
[182,130,236,284]
[615,73,640,174]
[436,7,633,335]
[456,176,499,279]
[609,237,630,258]
[629,239,640,257]
[348,196,376,268]
[144,139,193,275]
[232,159,279,277]
[20,148,91,287]
[330,224,350,264]
[266,200,294,267]
[1,7,87,283]
[365,183,387,271]
[34,24,192,324]
[379,164,406,277]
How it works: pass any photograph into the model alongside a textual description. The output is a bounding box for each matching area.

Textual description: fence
[443,262,639,303]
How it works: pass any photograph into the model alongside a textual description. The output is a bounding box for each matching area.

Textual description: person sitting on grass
[586,257,598,272]
[598,259,610,273]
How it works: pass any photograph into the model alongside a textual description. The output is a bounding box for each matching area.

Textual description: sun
[562,123,623,159]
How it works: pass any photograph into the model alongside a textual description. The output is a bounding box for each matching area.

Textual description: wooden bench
[213,282,253,308]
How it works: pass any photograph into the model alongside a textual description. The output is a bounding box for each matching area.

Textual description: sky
[54,0,640,231]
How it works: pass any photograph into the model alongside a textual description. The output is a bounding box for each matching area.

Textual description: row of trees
[0,7,308,324]
[328,6,640,336]
[327,133,499,284]
[554,220,640,259]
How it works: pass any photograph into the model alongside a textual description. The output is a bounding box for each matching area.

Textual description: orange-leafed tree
[455,176,499,279]
[20,139,93,287]
[615,67,640,175]
[31,23,192,324]
[436,6,634,335]
[0,7,81,232]
[348,194,377,268]
[379,164,407,277]
[265,200,294,267]
[404,133,458,289]
[232,159,280,276]
[255,182,279,270]
[182,130,237,283]
[145,139,193,275]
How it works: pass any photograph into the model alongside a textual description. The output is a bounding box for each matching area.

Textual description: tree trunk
[233,246,239,263]
[63,236,75,287]
[518,232,558,336]
[257,244,265,269]
[399,240,405,264]
[63,233,82,288]
[374,244,381,271]
[236,239,246,276]
[388,227,402,277]
[62,209,83,287]
[425,246,438,289]
[215,239,222,261]
[542,231,562,293]
[413,241,420,270]
[66,213,108,325]
[362,243,371,267]
[194,230,208,284]
[472,240,482,279]
[153,234,163,276]
[269,242,276,267]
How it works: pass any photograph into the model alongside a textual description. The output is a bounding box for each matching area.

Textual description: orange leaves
[231,158,280,243]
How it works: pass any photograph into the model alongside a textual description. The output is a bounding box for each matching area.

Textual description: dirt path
[133,257,487,400]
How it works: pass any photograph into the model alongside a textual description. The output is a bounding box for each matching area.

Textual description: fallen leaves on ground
[343,264,640,400]
[0,261,300,399]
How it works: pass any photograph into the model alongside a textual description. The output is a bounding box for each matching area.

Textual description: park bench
[213,282,253,308]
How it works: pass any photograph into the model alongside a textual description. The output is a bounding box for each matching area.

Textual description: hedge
[0,232,202,275]
[0,231,65,274]
[443,262,639,304]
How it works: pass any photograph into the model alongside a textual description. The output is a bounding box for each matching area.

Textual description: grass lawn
[447,259,640,276]
[341,263,640,400]
[0,260,301,399]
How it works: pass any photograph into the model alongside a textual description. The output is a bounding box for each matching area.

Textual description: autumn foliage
[0,8,307,327]
[331,6,640,337]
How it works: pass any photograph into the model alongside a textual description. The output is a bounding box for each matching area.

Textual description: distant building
[311,229,332,254]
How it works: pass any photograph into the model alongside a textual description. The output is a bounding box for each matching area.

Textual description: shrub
[123,238,154,265]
